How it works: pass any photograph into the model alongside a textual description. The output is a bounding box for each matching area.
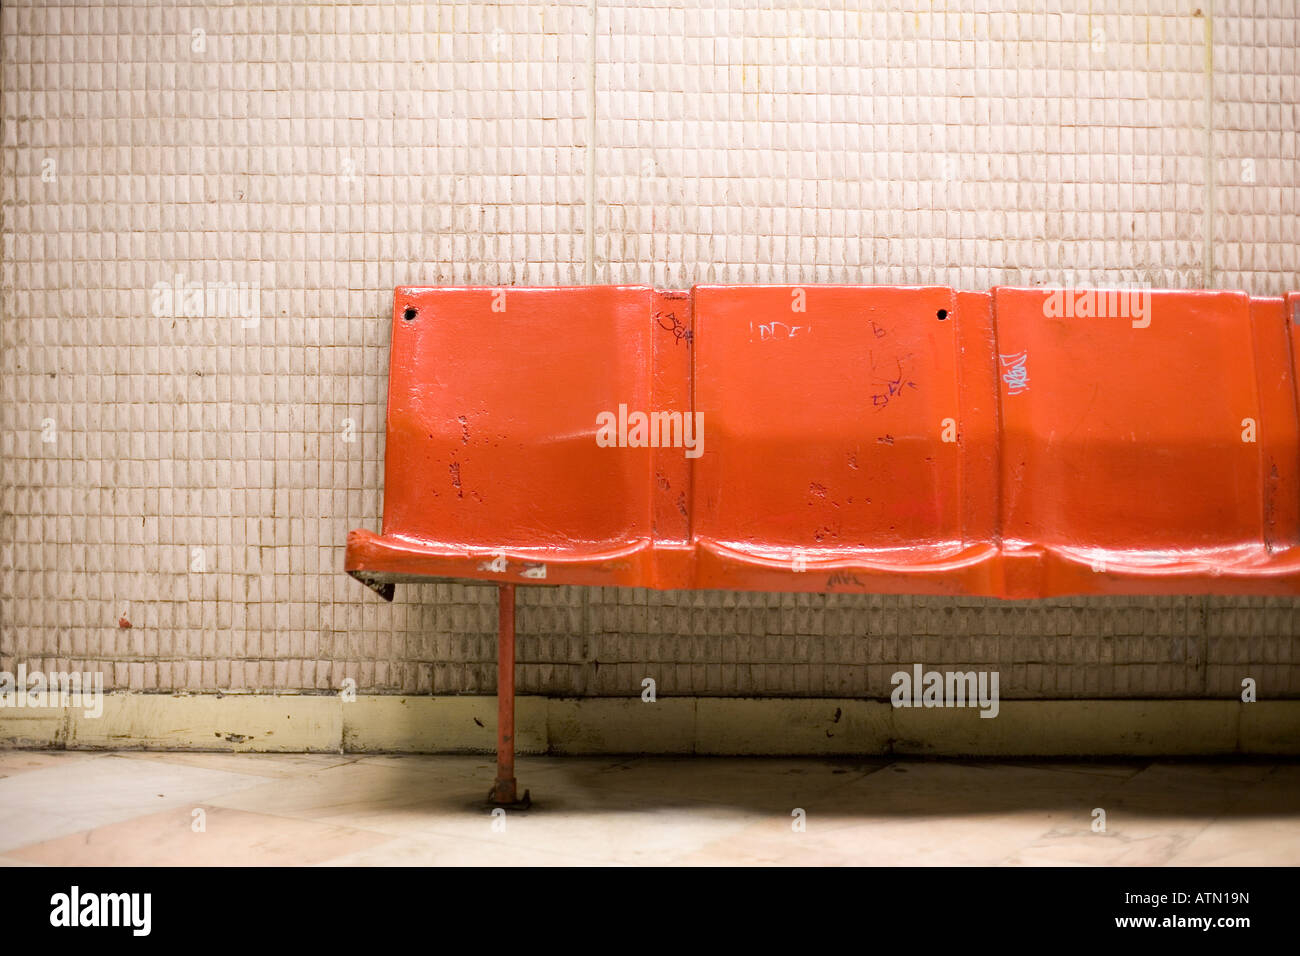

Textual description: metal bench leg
[488,583,530,808]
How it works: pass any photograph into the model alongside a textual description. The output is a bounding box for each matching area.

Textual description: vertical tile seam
[1204,2,1215,289]
[584,0,598,285]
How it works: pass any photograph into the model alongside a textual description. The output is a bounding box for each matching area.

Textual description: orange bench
[347,285,1300,803]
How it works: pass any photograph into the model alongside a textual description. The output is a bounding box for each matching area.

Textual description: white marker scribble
[751,321,808,341]
[999,350,1029,395]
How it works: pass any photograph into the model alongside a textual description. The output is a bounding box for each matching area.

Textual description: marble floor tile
[113,751,360,779]
[318,832,603,867]
[1,752,1295,866]
[0,751,100,779]
[211,755,761,865]
[10,805,390,866]
[0,753,273,853]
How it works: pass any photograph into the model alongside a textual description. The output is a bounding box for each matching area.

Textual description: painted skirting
[1,694,1297,756]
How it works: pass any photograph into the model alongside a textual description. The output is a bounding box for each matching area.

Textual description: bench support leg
[488,583,530,808]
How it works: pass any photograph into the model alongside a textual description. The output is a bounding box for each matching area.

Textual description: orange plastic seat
[347,285,1300,599]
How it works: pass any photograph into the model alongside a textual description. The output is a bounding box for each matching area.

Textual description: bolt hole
[936,309,948,320]
[403,306,418,322]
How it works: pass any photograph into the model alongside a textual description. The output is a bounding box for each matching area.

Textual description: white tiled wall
[2,1,1297,698]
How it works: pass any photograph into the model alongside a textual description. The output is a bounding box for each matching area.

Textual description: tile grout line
[1203,2,1215,289]
[584,0,598,285]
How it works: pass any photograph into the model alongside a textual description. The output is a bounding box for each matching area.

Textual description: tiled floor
[0,751,1296,866]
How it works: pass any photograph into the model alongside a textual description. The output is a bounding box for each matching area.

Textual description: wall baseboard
[0,694,1294,757]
